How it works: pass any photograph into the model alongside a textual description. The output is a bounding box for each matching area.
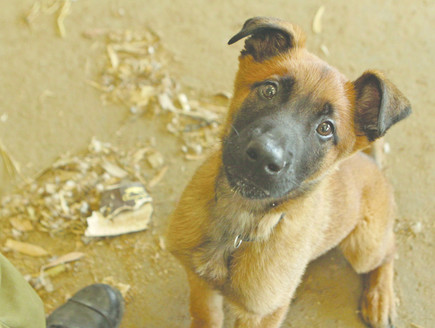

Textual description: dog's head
[222,17,411,200]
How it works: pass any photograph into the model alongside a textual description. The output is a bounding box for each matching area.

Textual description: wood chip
[43,252,85,270]
[45,183,57,194]
[312,6,325,34]
[85,80,110,92]
[83,27,224,158]
[102,276,131,298]
[0,140,21,180]
[85,203,152,237]
[178,93,191,111]
[158,93,176,112]
[57,0,71,38]
[101,161,128,178]
[59,193,70,215]
[158,236,166,250]
[132,147,151,164]
[107,45,119,69]
[42,263,66,277]
[185,153,207,161]
[0,27,226,240]
[113,42,149,55]
[82,28,110,39]
[25,1,41,25]
[410,222,423,234]
[10,217,34,232]
[148,165,168,188]
[147,151,164,169]
[320,44,330,56]
[410,323,425,328]
[5,239,49,257]
[214,91,232,99]
[42,1,61,15]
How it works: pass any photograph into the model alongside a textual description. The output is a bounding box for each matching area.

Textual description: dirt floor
[0,1,434,327]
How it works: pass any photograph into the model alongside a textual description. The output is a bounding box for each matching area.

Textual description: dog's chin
[224,167,292,200]
[229,178,271,200]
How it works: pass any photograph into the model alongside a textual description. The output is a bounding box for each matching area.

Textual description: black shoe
[46,283,124,328]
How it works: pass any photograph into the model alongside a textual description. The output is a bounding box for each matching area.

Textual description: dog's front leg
[339,187,397,328]
[342,233,396,328]
[234,304,290,328]
[186,268,224,328]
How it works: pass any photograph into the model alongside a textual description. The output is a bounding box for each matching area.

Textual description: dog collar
[234,234,244,248]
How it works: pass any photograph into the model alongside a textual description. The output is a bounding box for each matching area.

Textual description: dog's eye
[260,83,277,99]
[316,121,334,137]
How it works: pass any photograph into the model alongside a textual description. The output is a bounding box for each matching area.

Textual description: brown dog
[167,17,411,328]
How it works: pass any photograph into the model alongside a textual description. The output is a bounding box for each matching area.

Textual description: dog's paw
[360,283,396,328]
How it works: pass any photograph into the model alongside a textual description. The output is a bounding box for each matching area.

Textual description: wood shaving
[1,28,229,240]
[25,1,73,38]
[147,151,164,169]
[42,0,61,15]
[148,166,168,188]
[158,236,166,250]
[85,203,152,237]
[410,324,425,328]
[0,140,24,181]
[101,160,128,178]
[9,217,34,232]
[410,222,423,234]
[214,91,232,99]
[107,45,119,69]
[86,28,228,160]
[320,44,330,56]
[185,153,207,161]
[42,251,85,270]
[5,239,49,257]
[85,80,110,92]
[42,263,66,277]
[102,276,131,299]
[131,147,151,164]
[57,0,71,38]
[25,1,41,25]
[0,137,161,236]
[313,6,326,34]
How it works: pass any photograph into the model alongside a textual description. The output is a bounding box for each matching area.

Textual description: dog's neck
[191,166,316,284]
[211,169,286,243]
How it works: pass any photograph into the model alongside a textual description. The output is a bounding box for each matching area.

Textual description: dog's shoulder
[332,151,391,199]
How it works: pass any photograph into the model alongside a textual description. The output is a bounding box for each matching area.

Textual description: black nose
[245,137,289,175]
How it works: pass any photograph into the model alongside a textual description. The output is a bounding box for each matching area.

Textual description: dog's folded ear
[228,17,305,62]
[353,70,411,142]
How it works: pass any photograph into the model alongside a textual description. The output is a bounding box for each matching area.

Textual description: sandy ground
[0,1,434,327]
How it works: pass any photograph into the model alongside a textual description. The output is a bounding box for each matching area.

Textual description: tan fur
[167,19,409,328]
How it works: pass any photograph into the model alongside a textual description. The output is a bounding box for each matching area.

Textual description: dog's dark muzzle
[223,124,296,199]
[245,134,291,176]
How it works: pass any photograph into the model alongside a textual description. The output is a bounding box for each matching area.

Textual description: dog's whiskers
[231,124,240,136]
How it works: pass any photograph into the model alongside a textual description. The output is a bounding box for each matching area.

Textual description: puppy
[167,17,411,328]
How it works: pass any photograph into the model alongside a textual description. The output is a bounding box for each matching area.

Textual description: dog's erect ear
[353,70,411,142]
[228,17,305,62]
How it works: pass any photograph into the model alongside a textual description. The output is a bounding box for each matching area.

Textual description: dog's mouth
[224,166,271,199]
[223,163,301,200]
[223,158,318,201]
